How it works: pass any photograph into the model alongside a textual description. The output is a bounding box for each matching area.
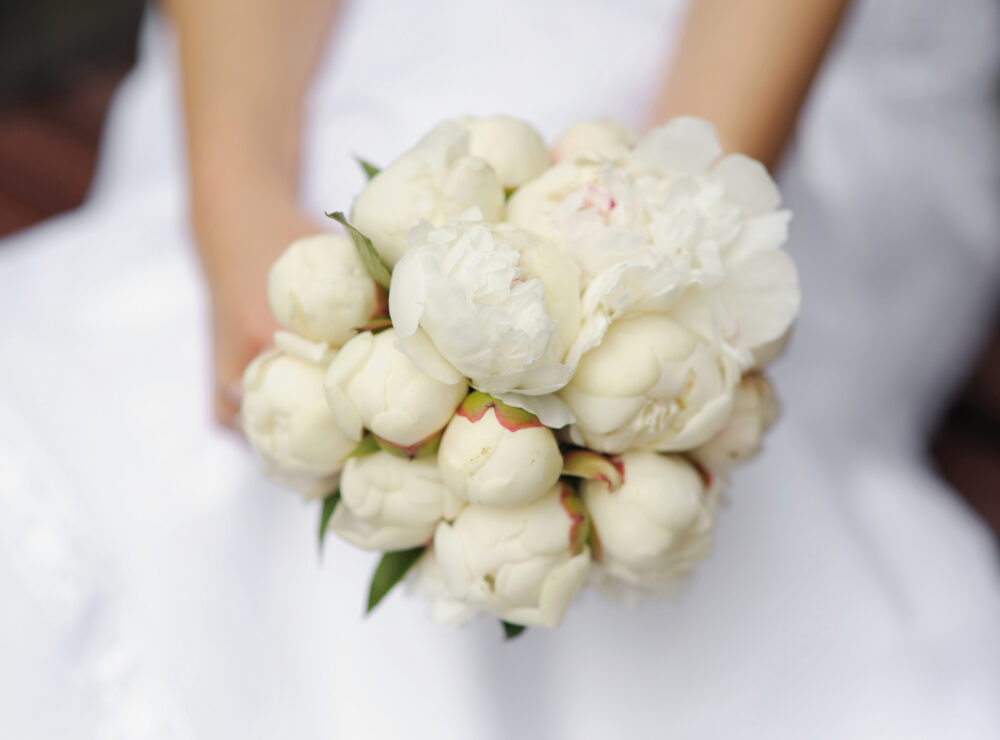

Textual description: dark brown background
[2,0,997,535]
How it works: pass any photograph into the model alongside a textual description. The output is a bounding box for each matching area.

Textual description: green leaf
[326,212,392,291]
[318,489,341,550]
[501,621,527,640]
[346,433,380,459]
[367,547,425,613]
[355,156,381,180]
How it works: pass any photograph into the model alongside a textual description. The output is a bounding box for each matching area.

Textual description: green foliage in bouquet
[355,157,381,180]
[326,212,392,291]
[318,489,341,550]
[368,547,425,613]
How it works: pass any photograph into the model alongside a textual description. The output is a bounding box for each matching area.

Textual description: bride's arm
[651,0,851,169]
[163,0,342,425]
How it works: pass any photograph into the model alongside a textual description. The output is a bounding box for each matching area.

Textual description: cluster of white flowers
[242,115,799,635]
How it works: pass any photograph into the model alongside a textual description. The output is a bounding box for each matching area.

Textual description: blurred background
[1,0,998,534]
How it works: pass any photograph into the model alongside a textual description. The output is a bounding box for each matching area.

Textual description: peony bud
[552,118,637,162]
[267,233,380,345]
[329,451,463,551]
[241,348,355,497]
[323,328,467,448]
[692,374,780,470]
[560,313,737,454]
[350,121,505,267]
[464,115,549,190]
[437,392,563,508]
[582,451,715,587]
[389,210,581,395]
[433,482,591,627]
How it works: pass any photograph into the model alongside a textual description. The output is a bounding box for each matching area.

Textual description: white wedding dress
[2,0,1000,737]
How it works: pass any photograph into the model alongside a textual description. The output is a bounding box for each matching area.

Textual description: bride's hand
[194,189,321,427]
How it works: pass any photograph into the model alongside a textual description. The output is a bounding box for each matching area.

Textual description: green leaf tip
[318,489,341,550]
[501,621,527,640]
[326,211,392,291]
[367,547,425,614]
[355,156,381,180]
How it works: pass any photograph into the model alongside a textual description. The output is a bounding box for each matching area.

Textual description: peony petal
[726,211,791,263]
[720,249,801,352]
[273,330,335,365]
[494,392,576,428]
[387,249,428,337]
[712,153,782,214]
[632,117,723,175]
[395,328,465,385]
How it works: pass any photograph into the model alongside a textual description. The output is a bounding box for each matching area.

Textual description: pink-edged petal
[494,392,576,428]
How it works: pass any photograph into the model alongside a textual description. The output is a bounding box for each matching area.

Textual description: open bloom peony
[583,451,715,587]
[433,482,591,627]
[323,328,467,450]
[437,392,563,508]
[509,116,800,365]
[267,233,380,346]
[462,115,550,190]
[241,344,355,497]
[692,373,780,470]
[329,451,463,551]
[389,210,582,395]
[561,313,737,454]
[350,121,505,267]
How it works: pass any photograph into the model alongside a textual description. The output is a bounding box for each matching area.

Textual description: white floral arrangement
[241,115,800,638]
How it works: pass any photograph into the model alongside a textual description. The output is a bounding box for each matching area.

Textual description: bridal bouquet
[241,115,800,637]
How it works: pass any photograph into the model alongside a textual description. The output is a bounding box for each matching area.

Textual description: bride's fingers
[214,377,243,429]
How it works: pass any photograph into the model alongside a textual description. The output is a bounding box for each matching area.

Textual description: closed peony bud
[583,451,715,587]
[241,348,355,497]
[433,482,591,628]
[408,550,478,626]
[552,118,637,162]
[463,115,549,190]
[267,233,380,346]
[692,374,780,470]
[560,314,737,454]
[329,451,463,551]
[323,328,467,450]
[389,210,582,395]
[350,121,505,267]
[437,392,562,507]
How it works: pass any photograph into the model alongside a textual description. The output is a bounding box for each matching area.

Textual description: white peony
[692,373,780,470]
[408,550,477,626]
[508,116,800,364]
[350,121,505,267]
[561,313,737,454]
[583,451,715,587]
[329,451,463,551]
[463,115,549,190]
[437,392,563,508]
[323,328,467,450]
[552,118,637,162]
[241,344,355,498]
[389,210,582,395]
[267,233,380,346]
[433,482,591,628]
